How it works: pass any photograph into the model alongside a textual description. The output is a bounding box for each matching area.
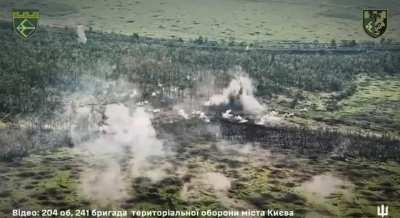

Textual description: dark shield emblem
[12,10,40,39]
[363,9,387,38]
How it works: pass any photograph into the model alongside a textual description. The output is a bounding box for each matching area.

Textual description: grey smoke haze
[81,162,128,206]
[74,103,167,205]
[201,172,231,191]
[205,69,264,115]
[76,25,87,44]
[67,79,168,206]
[203,68,288,126]
[256,111,286,127]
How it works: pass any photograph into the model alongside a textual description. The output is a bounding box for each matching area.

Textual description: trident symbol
[16,19,36,38]
[377,204,389,218]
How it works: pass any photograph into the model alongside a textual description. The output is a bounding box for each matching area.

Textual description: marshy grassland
[0,0,399,42]
[0,1,400,217]
[1,137,399,217]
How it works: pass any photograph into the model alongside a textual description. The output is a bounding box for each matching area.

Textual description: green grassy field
[333,75,400,132]
[271,74,400,136]
[1,144,399,217]
[1,0,399,42]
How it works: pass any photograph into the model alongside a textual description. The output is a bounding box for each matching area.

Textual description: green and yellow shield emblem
[12,10,40,39]
[363,9,387,38]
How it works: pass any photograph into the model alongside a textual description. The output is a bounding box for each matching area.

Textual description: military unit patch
[363,9,387,38]
[12,10,40,39]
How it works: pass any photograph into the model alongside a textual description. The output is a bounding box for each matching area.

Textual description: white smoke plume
[192,110,210,123]
[67,80,169,206]
[76,25,87,44]
[74,103,168,206]
[256,111,288,127]
[205,71,264,115]
[80,163,128,206]
[177,108,190,120]
[203,68,290,126]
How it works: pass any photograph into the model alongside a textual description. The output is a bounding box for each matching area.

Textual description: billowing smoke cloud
[205,71,263,115]
[74,103,168,206]
[67,80,169,206]
[76,25,87,44]
[203,68,290,126]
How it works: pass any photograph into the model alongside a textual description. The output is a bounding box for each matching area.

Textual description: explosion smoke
[68,80,168,206]
[205,71,263,115]
[76,25,87,44]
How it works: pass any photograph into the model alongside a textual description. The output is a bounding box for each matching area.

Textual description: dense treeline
[0,21,400,119]
[157,118,400,162]
[219,120,400,162]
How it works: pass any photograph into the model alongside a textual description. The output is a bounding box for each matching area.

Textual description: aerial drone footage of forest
[0,0,400,218]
